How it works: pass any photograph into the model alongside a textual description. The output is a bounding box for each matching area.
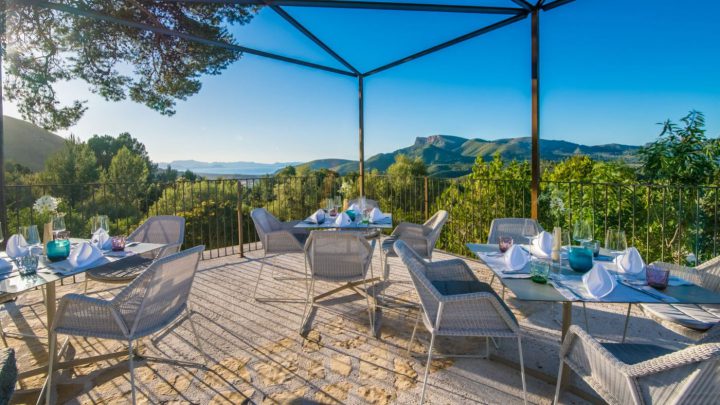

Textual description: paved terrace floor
[2,241,698,404]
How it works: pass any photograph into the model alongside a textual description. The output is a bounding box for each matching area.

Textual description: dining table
[0,238,166,387]
[293,212,393,230]
[466,242,720,396]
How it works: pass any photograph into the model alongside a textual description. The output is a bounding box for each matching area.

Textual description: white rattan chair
[487,218,544,245]
[636,258,720,339]
[300,231,377,335]
[44,245,205,405]
[554,324,720,405]
[394,240,527,404]
[84,215,186,290]
[251,208,309,301]
[381,210,448,277]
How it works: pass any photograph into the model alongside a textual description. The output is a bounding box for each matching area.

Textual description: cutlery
[616,278,669,302]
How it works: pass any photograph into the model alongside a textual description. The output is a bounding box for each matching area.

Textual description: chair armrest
[54,294,129,337]
[427,259,476,282]
[650,261,703,285]
[265,230,304,253]
[625,342,720,378]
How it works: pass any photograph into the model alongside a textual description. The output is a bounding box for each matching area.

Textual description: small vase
[343,199,349,211]
[43,222,53,253]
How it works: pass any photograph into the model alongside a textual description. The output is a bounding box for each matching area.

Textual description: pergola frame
[0,0,577,236]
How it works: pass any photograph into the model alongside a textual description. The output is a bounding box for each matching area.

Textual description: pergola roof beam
[158,0,527,15]
[542,0,575,11]
[363,12,528,77]
[509,0,533,11]
[270,5,360,75]
[18,0,356,77]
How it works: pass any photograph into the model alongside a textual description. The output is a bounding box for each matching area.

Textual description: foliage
[5,1,257,130]
[39,136,100,204]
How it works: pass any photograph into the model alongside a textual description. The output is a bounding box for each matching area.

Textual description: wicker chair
[301,231,376,335]
[382,210,448,277]
[554,324,720,405]
[45,246,205,405]
[0,348,16,404]
[636,259,720,339]
[251,208,309,301]
[394,240,527,404]
[487,218,544,245]
[84,215,186,290]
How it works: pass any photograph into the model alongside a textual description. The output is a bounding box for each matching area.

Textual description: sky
[5,0,720,164]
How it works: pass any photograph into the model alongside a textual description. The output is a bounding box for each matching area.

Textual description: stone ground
[1,242,697,404]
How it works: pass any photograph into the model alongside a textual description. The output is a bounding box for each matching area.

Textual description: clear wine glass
[91,215,110,234]
[605,228,628,254]
[521,219,539,244]
[572,219,593,244]
[0,221,4,246]
[52,214,66,236]
[20,225,41,253]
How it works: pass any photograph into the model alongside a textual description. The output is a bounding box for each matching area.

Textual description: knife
[616,279,672,302]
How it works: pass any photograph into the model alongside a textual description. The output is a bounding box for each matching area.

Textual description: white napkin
[530,231,553,258]
[0,259,12,272]
[306,209,326,224]
[68,242,104,269]
[348,203,360,212]
[504,245,529,271]
[369,208,387,223]
[334,212,352,227]
[6,234,29,258]
[614,247,645,275]
[583,263,616,299]
[91,228,112,250]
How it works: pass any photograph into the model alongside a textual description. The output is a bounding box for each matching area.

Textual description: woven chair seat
[641,303,720,331]
[85,256,155,283]
[600,343,675,365]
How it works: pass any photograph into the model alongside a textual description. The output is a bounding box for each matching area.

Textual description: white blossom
[33,195,61,215]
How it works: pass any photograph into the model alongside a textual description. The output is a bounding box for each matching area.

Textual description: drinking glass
[572,219,593,244]
[52,214,66,235]
[17,254,38,276]
[530,260,550,284]
[605,228,628,254]
[582,240,600,258]
[522,219,538,243]
[498,236,513,253]
[0,221,4,246]
[91,215,110,234]
[568,246,594,273]
[20,225,41,248]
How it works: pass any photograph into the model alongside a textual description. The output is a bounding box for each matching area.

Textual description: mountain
[297,135,641,177]
[4,116,66,171]
[159,159,301,176]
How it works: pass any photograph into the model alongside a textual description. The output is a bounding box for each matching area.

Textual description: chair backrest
[113,245,204,338]
[698,255,720,293]
[129,216,185,247]
[251,208,282,244]
[487,218,543,245]
[305,231,372,282]
[349,198,380,210]
[393,239,441,324]
[423,210,449,252]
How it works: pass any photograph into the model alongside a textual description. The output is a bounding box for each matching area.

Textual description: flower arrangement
[33,195,61,215]
[338,180,355,199]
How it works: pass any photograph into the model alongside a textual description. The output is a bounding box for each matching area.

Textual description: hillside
[159,159,301,176]
[298,135,641,177]
[4,116,66,171]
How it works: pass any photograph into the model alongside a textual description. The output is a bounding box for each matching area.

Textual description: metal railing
[5,176,718,264]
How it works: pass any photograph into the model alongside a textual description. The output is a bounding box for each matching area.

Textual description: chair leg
[362,277,376,336]
[518,335,528,405]
[186,307,208,364]
[299,279,315,333]
[553,356,565,404]
[83,278,89,294]
[621,303,632,343]
[582,303,590,333]
[252,253,267,301]
[420,332,436,405]
[407,310,421,355]
[501,285,506,300]
[128,340,137,405]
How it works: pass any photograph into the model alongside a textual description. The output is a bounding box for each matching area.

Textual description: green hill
[297,135,641,177]
[4,116,66,171]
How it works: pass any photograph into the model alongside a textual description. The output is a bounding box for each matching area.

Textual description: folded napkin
[6,234,29,258]
[68,242,104,269]
[348,203,360,212]
[583,263,616,299]
[615,247,645,275]
[504,245,529,271]
[530,231,553,258]
[0,259,12,273]
[334,212,352,227]
[91,228,112,250]
[306,209,326,224]
[369,207,387,223]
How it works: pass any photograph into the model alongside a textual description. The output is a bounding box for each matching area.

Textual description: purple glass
[498,236,513,253]
[111,236,126,252]
[646,264,670,290]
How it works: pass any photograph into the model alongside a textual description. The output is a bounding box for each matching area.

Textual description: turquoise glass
[345,210,357,221]
[46,239,71,262]
[568,246,593,273]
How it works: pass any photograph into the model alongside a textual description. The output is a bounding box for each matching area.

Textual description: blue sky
[6,0,720,163]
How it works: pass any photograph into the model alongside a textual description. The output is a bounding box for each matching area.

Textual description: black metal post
[358,75,365,196]
[0,3,7,243]
[530,8,540,220]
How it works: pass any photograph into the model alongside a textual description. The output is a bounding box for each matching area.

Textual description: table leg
[45,281,56,332]
[560,302,572,390]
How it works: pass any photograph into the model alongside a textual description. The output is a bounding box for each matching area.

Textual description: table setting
[297,198,393,229]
